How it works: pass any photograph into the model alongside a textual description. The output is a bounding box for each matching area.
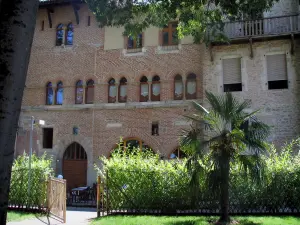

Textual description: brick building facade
[17,0,300,188]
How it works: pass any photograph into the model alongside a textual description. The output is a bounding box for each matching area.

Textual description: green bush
[9,153,53,209]
[96,147,192,212]
[96,138,300,213]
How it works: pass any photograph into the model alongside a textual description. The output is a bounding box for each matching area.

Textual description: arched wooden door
[63,142,87,191]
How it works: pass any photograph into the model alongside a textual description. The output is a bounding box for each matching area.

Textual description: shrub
[9,153,53,209]
[96,147,191,212]
[96,139,300,213]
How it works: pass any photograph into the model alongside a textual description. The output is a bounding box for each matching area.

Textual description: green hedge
[96,139,300,213]
[9,153,53,209]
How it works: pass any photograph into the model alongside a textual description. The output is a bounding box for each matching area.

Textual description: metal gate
[47,178,67,223]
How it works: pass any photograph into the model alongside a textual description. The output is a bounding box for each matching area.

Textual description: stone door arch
[63,142,87,191]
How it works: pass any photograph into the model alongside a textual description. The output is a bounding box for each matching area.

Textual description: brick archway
[54,135,95,186]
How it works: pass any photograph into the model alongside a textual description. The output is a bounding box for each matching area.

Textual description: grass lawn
[91,215,300,225]
[7,211,40,222]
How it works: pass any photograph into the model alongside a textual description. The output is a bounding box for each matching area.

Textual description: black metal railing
[99,169,300,216]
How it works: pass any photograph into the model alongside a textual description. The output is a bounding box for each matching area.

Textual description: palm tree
[181,91,270,224]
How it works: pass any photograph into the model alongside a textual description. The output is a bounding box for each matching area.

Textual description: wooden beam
[291,33,295,55]
[249,38,253,59]
[72,2,80,25]
[47,8,54,28]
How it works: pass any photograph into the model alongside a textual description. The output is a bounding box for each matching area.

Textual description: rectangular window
[267,54,288,90]
[43,128,53,149]
[152,122,159,136]
[162,22,178,46]
[223,58,242,92]
[127,34,143,49]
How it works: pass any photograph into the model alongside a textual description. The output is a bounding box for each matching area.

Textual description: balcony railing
[223,14,300,40]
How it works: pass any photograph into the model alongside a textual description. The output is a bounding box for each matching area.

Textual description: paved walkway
[7,208,97,225]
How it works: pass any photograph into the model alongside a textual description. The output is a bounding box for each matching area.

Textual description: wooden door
[62,142,87,191]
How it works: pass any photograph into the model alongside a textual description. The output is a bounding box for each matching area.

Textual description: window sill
[123,47,146,56]
[54,44,74,51]
[22,100,202,111]
[157,44,182,54]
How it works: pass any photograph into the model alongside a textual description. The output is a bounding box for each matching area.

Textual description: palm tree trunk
[218,153,230,223]
[0,0,38,224]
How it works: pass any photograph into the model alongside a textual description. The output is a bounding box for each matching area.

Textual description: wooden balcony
[221,14,300,42]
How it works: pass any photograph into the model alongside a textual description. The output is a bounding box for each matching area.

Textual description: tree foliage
[85,0,279,43]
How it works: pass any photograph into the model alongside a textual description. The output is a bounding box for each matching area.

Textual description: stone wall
[264,0,298,17]
[204,40,300,146]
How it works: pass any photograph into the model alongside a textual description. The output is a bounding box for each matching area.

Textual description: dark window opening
[224,83,242,92]
[127,34,143,49]
[152,122,159,136]
[43,128,53,149]
[170,148,186,159]
[268,80,288,90]
[56,24,64,46]
[162,22,178,46]
[88,16,91,26]
[66,23,74,45]
[86,79,95,104]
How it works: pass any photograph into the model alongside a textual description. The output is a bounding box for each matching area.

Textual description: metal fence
[98,169,300,216]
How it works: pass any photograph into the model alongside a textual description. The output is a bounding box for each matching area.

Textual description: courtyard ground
[91,215,300,225]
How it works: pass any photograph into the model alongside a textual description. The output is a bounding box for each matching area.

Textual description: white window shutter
[266,54,287,81]
[223,58,242,84]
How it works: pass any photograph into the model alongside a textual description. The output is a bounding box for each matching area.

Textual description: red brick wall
[20,3,204,162]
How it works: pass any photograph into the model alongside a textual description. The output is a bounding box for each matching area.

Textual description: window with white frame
[266,54,288,90]
[222,58,242,92]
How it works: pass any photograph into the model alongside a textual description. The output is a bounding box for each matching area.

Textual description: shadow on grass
[162,219,262,225]
[237,220,261,225]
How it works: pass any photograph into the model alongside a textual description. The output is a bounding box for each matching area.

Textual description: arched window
[111,138,154,157]
[75,80,84,104]
[46,82,53,105]
[174,75,183,100]
[119,77,127,103]
[140,76,148,102]
[56,81,63,105]
[186,73,197,100]
[56,24,64,46]
[151,75,160,101]
[108,78,116,103]
[86,80,94,104]
[170,148,186,159]
[66,23,74,45]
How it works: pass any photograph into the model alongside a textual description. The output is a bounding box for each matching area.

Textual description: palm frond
[242,117,271,154]
[192,100,210,114]
[236,154,266,185]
